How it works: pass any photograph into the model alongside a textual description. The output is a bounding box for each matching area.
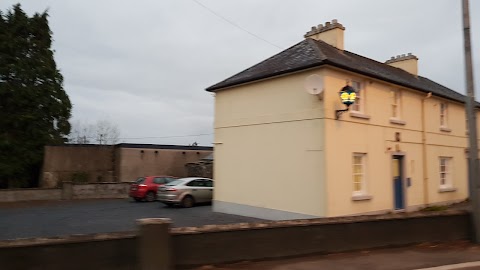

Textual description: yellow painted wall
[214,70,327,217]
[323,68,468,217]
[213,64,472,218]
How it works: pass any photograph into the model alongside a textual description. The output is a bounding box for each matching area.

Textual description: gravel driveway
[0,199,263,240]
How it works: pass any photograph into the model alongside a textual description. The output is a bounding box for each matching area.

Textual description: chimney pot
[304,20,345,50]
[386,52,419,75]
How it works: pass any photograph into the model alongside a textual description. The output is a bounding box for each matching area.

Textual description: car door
[187,180,209,203]
[185,180,202,202]
[204,180,214,201]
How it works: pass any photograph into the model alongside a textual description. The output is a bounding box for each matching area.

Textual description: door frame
[391,152,407,210]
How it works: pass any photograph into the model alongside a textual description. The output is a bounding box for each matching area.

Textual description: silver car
[157,177,214,208]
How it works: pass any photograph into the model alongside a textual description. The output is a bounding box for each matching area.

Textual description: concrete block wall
[0,210,471,270]
[0,188,62,202]
[0,182,131,202]
[72,182,130,199]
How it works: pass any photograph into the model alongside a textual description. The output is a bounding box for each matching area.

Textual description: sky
[1,0,480,146]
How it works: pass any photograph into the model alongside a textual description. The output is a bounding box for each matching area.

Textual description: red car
[129,176,177,202]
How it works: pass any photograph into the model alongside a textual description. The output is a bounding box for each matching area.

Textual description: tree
[0,4,72,188]
[68,120,120,145]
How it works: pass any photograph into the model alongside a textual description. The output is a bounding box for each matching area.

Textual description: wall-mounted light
[335,85,357,119]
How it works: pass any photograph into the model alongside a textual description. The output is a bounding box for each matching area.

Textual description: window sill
[352,194,372,201]
[390,118,406,125]
[440,127,452,132]
[438,187,457,193]
[350,112,371,120]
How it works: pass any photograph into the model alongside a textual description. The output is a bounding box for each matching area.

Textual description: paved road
[0,199,263,240]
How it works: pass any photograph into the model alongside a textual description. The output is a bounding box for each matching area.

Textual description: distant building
[41,143,213,187]
[207,20,472,220]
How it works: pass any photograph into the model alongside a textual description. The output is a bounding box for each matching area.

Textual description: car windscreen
[135,177,145,184]
[165,179,186,186]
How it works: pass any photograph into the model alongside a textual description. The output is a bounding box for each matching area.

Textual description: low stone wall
[72,182,130,199]
[0,232,137,270]
[172,210,470,267]
[0,210,471,270]
[0,182,131,202]
[0,188,62,202]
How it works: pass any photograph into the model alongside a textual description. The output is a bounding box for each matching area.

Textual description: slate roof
[206,38,467,104]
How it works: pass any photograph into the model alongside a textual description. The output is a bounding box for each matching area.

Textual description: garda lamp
[335,85,357,119]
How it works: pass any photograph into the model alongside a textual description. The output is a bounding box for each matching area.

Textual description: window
[352,153,367,195]
[351,80,364,113]
[440,102,448,127]
[439,157,452,189]
[391,89,401,119]
[187,180,206,187]
[153,177,166,184]
[205,180,213,187]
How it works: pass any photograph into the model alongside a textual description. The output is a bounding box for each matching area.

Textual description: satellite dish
[304,74,324,95]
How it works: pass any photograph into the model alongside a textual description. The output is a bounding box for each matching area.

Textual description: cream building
[207,20,474,220]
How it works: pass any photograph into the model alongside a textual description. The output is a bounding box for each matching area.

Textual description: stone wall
[41,145,115,188]
[0,188,62,202]
[71,182,130,199]
[0,182,130,202]
[117,147,212,182]
[0,210,471,270]
[41,144,214,187]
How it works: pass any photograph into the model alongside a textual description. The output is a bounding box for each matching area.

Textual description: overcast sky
[2,0,479,146]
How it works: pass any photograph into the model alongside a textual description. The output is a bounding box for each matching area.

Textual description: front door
[392,156,405,210]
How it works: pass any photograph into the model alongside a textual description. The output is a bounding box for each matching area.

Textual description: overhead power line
[117,133,213,140]
[71,133,213,140]
[191,0,283,49]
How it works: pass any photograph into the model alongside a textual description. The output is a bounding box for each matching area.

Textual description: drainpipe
[422,92,432,206]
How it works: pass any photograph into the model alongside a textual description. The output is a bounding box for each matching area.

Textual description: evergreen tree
[0,4,72,188]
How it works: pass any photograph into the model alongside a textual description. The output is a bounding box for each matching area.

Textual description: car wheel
[181,196,195,208]
[145,191,156,202]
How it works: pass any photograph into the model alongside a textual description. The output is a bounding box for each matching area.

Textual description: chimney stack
[304,19,345,50]
[385,53,419,76]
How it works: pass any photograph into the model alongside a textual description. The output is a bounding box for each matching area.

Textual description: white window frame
[350,80,364,113]
[440,102,448,128]
[352,153,367,196]
[439,157,453,189]
[391,89,401,119]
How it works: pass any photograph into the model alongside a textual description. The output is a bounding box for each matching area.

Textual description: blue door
[393,156,405,210]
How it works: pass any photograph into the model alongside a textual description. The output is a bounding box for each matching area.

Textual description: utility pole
[462,0,480,243]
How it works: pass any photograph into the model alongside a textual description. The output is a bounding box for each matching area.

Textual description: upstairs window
[391,89,401,119]
[440,102,448,127]
[351,80,364,113]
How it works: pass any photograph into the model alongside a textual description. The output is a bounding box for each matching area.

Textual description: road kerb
[415,261,480,270]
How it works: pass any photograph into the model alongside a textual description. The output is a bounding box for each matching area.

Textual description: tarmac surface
[0,199,263,240]
[189,241,480,270]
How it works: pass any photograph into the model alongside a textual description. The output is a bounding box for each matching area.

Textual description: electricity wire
[191,0,283,49]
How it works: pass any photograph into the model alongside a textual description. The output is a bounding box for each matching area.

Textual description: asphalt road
[0,199,263,240]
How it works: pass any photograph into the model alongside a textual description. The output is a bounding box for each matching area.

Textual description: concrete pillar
[61,181,73,200]
[138,218,173,270]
